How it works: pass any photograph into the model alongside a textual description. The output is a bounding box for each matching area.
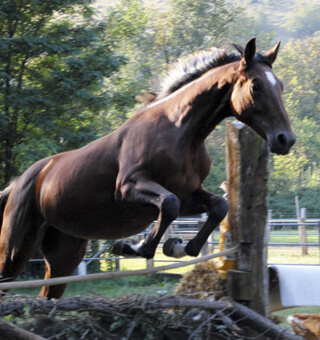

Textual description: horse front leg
[163,188,229,258]
[112,175,180,259]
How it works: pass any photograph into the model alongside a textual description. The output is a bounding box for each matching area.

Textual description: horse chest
[167,173,201,197]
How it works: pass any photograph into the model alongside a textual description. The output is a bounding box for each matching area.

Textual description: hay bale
[174,260,226,300]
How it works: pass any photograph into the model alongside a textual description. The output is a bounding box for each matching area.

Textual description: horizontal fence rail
[0,247,239,291]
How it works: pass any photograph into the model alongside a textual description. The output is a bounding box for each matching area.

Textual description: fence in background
[25,213,320,276]
[74,212,320,275]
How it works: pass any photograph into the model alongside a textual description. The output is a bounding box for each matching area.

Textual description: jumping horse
[0,39,295,299]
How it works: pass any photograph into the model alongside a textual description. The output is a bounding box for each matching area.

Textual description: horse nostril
[271,132,295,155]
[277,133,287,146]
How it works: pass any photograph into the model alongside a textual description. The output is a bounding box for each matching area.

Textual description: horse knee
[138,194,180,259]
[162,194,180,222]
[209,196,229,222]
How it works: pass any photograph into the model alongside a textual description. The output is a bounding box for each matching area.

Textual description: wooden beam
[226,121,269,318]
[227,270,252,301]
[0,318,46,340]
[0,247,238,291]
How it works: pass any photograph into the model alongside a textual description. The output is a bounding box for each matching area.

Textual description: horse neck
[168,63,236,148]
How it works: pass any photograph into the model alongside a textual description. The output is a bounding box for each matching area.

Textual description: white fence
[73,215,320,275]
[25,215,320,275]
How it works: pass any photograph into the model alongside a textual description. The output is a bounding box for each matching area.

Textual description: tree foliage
[284,1,320,38]
[0,0,124,185]
[269,33,320,216]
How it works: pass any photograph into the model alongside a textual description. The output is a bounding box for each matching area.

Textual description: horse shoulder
[193,143,211,180]
[176,144,211,192]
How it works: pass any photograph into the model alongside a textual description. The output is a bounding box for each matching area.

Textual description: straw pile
[174,260,227,300]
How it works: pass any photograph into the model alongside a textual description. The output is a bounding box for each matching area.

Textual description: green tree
[269,33,320,216]
[284,0,320,39]
[0,0,123,186]
[102,0,155,130]
[168,0,241,55]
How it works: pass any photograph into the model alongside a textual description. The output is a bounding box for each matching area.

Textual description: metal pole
[299,208,308,255]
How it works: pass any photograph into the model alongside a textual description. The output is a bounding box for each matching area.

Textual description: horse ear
[240,38,256,69]
[265,41,281,65]
[244,38,256,64]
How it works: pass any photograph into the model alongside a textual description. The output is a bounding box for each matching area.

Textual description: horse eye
[251,81,261,93]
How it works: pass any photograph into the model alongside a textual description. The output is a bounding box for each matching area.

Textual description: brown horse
[0,39,295,298]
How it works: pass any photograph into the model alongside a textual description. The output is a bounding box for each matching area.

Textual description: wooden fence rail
[0,247,238,291]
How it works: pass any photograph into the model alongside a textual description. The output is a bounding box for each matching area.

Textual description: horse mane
[152,47,241,102]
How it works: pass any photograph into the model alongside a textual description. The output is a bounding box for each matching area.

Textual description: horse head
[230,38,296,155]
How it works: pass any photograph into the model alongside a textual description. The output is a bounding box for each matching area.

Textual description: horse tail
[0,180,17,232]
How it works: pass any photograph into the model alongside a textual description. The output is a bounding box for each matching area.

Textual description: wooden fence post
[299,208,308,255]
[318,220,320,264]
[200,214,210,256]
[77,261,87,276]
[226,121,269,323]
[147,258,155,276]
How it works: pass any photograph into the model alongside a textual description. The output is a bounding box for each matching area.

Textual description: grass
[270,235,318,243]
[268,247,320,264]
[269,229,319,244]
[9,274,180,298]
[272,306,320,329]
[118,248,203,273]
[64,274,179,298]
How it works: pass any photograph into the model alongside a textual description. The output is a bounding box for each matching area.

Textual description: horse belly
[46,199,158,240]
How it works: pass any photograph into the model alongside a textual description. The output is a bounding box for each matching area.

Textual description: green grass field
[9,274,180,299]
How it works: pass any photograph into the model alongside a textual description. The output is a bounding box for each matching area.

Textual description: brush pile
[0,294,302,340]
[0,261,302,340]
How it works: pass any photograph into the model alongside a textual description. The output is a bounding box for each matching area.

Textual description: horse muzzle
[268,131,296,155]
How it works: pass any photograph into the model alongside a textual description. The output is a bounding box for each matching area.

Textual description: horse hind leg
[39,227,88,299]
[163,189,229,258]
[0,159,52,286]
[0,196,44,287]
[112,173,180,260]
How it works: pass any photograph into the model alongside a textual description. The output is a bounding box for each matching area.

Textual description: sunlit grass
[113,241,320,272]
[118,247,206,274]
[269,235,318,243]
[268,247,320,264]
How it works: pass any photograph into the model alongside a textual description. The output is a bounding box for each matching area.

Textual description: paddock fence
[23,211,320,278]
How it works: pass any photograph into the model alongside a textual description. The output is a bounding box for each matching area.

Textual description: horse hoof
[163,238,185,258]
[112,239,138,256]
